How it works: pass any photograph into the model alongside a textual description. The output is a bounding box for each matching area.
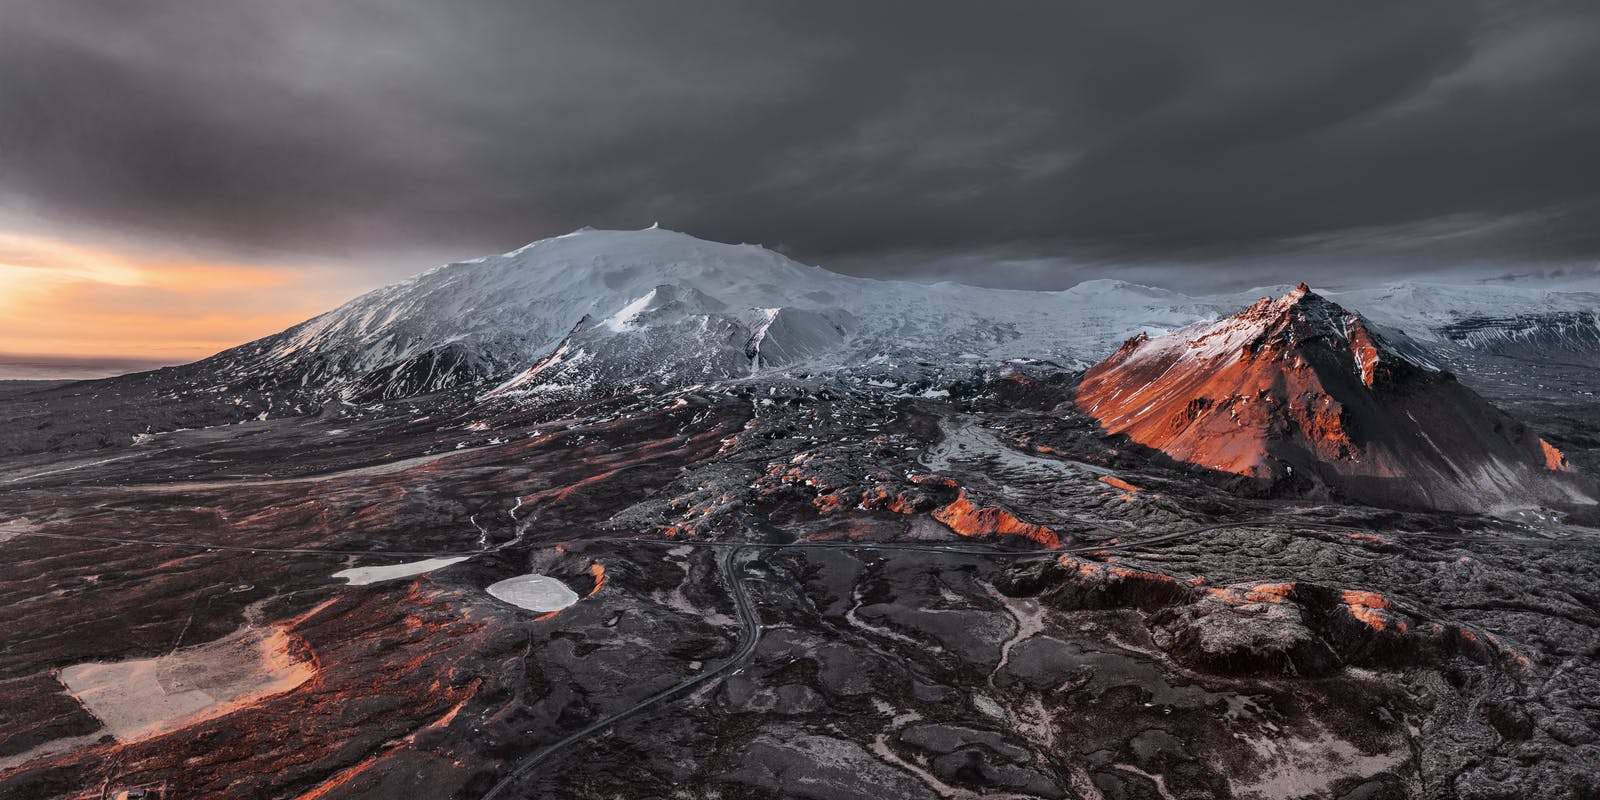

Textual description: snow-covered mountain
[1076,285,1588,511]
[185,227,1227,402]
[165,227,1594,407]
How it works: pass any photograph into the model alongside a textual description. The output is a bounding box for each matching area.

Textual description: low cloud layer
[3,1,1599,293]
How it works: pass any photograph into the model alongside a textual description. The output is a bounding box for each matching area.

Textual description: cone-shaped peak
[1075,288,1579,511]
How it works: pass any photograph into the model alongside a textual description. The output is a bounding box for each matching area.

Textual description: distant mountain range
[3,227,1594,515]
[120,227,1597,406]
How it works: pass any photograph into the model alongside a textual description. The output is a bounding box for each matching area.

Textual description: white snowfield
[333,556,471,586]
[196,227,1598,401]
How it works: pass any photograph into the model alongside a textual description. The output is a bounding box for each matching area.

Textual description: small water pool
[486,573,579,613]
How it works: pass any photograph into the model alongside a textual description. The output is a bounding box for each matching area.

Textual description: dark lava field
[1,367,1598,800]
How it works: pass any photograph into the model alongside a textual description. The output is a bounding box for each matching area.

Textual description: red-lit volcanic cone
[1076,284,1589,511]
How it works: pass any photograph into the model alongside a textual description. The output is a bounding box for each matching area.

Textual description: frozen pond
[487,573,579,613]
[58,627,314,743]
[333,556,470,586]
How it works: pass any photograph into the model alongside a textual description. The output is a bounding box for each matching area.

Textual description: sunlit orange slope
[1076,285,1585,510]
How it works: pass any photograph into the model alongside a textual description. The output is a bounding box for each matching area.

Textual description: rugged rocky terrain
[1,230,1596,799]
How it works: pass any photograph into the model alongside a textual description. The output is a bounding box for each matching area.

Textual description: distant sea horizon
[0,353,181,381]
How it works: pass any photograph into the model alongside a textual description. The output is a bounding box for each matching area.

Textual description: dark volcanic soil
[1,372,1597,800]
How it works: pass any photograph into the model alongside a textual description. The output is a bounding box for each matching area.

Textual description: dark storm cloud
[3,0,1599,289]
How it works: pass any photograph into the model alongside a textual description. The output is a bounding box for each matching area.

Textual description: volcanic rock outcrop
[1076,284,1589,511]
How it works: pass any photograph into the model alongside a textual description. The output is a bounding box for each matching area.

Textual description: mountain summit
[1075,285,1585,511]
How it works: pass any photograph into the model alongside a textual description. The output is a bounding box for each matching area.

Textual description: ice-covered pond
[59,627,314,743]
[486,574,579,613]
[333,556,471,586]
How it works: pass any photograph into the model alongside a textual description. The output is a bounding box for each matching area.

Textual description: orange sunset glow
[0,231,358,362]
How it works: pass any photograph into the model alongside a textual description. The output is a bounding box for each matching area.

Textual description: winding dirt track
[473,515,1343,799]
[17,510,1554,799]
[479,544,760,800]
[0,529,482,558]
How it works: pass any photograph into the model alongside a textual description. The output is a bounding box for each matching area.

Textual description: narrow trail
[0,513,1368,562]
[0,528,482,559]
[2,441,513,493]
[13,516,1571,564]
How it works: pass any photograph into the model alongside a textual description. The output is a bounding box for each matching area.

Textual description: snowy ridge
[1323,282,1599,342]
[173,227,1596,404]
[188,227,1228,402]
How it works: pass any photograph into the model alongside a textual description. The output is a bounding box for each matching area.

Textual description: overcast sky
[2,0,1598,343]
